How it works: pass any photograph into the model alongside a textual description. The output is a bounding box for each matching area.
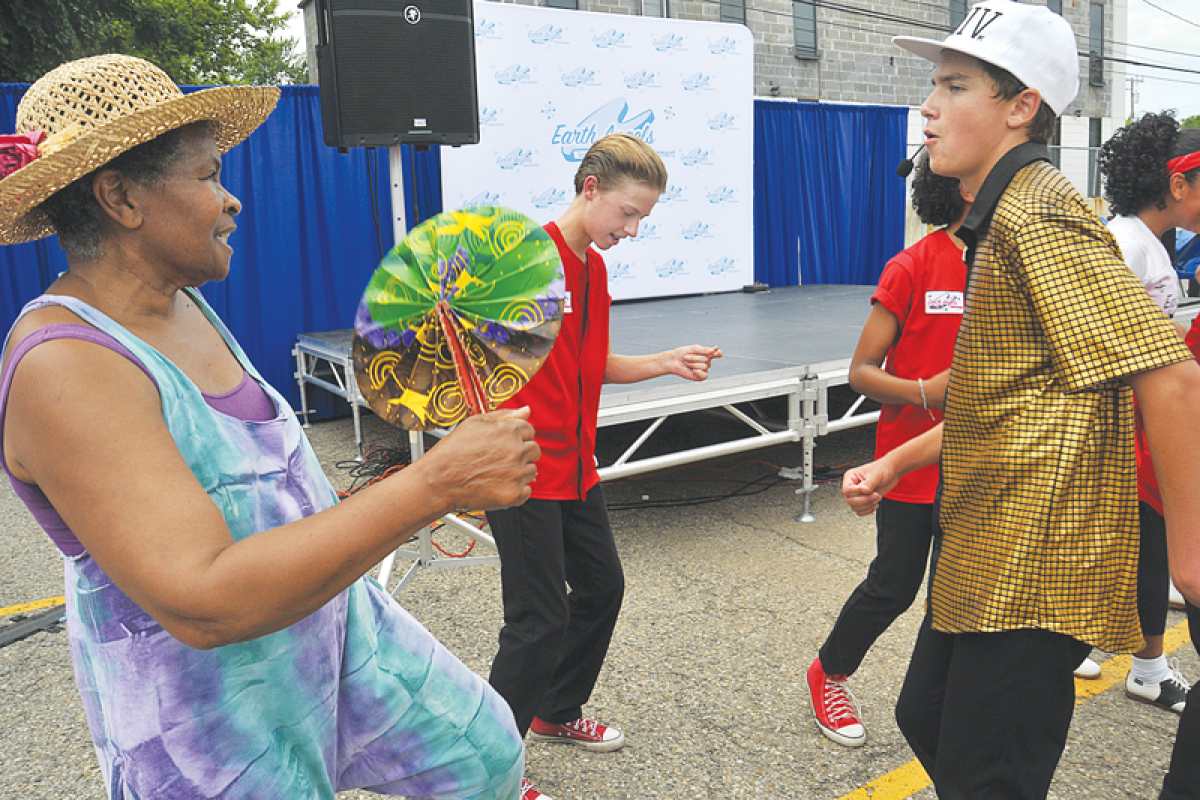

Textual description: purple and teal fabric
[0,292,523,799]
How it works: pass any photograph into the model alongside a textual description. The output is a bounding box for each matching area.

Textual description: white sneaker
[1170,581,1187,611]
[1126,661,1190,714]
[1074,657,1101,680]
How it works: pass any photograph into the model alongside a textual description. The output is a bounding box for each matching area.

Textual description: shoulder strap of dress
[0,323,158,477]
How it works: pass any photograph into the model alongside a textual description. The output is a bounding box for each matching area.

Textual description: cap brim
[893,35,948,64]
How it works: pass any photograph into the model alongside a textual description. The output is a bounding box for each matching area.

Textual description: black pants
[819,498,934,676]
[896,616,1091,799]
[485,485,624,737]
[1161,600,1200,800]
[1138,502,1171,638]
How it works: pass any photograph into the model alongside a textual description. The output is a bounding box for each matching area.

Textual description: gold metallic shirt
[935,155,1191,653]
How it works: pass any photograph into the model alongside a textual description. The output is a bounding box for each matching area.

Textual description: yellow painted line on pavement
[838,759,930,799]
[0,596,65,618]
[836,618,1192,800]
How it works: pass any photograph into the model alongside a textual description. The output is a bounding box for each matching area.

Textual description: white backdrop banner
[439,2,754,300]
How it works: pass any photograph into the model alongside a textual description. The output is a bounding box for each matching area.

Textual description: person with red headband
[1097,111,1200,797]
[1089,112,1200,716]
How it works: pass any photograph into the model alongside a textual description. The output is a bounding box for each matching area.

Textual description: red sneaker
[520,778,555,800]
[807,657,866,747]
[529,716,626,752]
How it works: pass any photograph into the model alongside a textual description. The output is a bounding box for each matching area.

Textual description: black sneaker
[1125,662,1190,714]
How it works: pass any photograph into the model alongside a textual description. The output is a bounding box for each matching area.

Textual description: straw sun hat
[0,53,280,245]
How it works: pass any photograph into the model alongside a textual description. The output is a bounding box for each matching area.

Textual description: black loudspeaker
[315,0,479,147]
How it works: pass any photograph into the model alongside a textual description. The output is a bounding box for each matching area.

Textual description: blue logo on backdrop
[681,73,713,92]
[497,149,535,170]
[541,102,557,118]
[708,257,737,275]
[608,262,633,281]
[528,24,564,44]
[475,18,498,38]
[708,36,738,55]
[658,184,685,203]
[681,222,711,240]
[655,259,686,278]
[623,70,657,90]
[681,148,712,167]
[561,67,597,88]
[552,98,655,162]
[707,112,736,131]
[627,222,660,241]
[479,107,501,127]
[531,187,570,209]
[653,33,685,52]
[466,190,502,206]
[495,64,533,85]
[707,186,735,204]
[593,29,627,48]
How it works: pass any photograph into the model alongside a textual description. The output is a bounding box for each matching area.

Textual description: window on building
[1047,0,1062,14]
[1049,118,1062,169]
[1089,2,1104,86]
[721,0,745,25]
[793,0,817,59]
[546,0,578,8]
[1088,117,1103,197]
[643,0,669,17]
[950,0,967,28]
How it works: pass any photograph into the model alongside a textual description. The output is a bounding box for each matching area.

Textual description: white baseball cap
[893,0,1080,115]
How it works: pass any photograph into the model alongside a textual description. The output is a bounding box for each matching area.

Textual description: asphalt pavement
[1,406,1194,799]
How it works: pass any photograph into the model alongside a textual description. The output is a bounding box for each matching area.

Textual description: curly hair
[38,123,202,262]
[1098,112,1200,217]
[911,151,966,227]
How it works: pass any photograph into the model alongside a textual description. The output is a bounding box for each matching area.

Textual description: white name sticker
[925,290,964,315]
[564,290,573,315]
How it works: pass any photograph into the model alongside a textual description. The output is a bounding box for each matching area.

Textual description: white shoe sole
[815,722,867,748]
[529,730,626,752]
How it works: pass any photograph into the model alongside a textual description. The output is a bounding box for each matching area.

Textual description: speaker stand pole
[373,146,501,594]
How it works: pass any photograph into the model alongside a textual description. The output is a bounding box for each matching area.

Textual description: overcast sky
[1123,0,1200,120]
[283,1,1200,119]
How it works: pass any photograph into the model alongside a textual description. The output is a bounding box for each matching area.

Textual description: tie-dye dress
[0,293,523,799]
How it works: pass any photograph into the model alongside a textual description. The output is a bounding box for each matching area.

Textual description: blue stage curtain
[754,99,907,287]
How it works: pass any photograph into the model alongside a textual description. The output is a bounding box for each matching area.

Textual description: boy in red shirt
[486,133,721,800]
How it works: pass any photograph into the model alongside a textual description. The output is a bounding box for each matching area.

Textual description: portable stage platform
[293,285,879,589]
[293,287,1200,592]
[295,284,876,501]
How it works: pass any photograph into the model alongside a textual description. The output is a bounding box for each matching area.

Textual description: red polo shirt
[870,230,965,504]
[1137,315,1200,514]
[501,221,611,500]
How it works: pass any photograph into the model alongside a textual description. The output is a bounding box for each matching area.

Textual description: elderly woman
[0,54,534,799]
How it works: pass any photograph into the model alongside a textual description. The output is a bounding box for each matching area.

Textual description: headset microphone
[896,143,926,179]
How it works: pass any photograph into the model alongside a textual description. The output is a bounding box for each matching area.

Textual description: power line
[740,0,1200,79]
[1138,0,1200,30]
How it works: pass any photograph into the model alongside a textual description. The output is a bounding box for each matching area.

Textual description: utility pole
[1127,75,1143,121]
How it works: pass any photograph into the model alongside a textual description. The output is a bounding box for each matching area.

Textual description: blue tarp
[0,85,903,410]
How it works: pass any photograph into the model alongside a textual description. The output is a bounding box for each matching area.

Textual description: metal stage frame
[293,287,1200,593]
[291,285,881,591]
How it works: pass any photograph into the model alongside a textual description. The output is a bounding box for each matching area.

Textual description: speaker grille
[320,0,479,146]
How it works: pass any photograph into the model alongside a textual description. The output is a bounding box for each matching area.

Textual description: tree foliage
[1182,115,1200,130]
[0,0,307,85]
